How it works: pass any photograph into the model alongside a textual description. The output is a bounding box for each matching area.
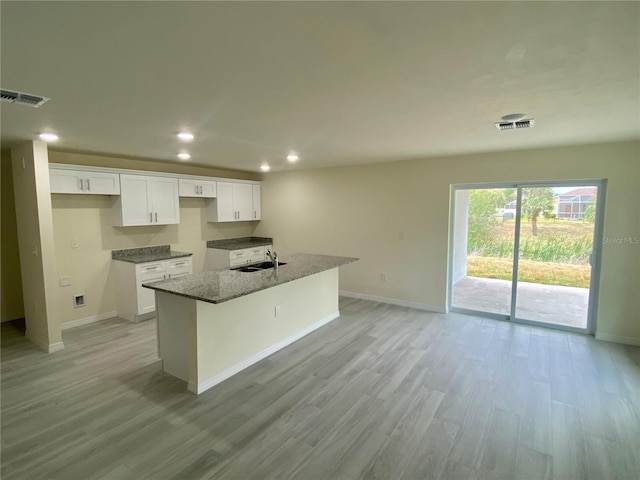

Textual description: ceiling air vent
[0,88,50,108]
[495,113,534,131]
[496,122,515,131]
[515,119,534,129]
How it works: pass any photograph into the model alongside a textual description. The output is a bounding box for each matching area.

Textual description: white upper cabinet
[50,167,120,195]
[207,182,259,222]
[114,174,180,226]
[178,178,217,198]
[234,183,253,221]
[252,184,261,220]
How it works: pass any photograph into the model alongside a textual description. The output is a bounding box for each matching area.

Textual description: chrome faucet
[266,249,278,269]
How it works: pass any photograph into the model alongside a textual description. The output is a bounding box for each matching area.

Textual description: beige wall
[48,150,261,181]
[1,153,25,321]
[52,195,254,325]
[49,151,257,326]
[11,142,62,350]
[254,141,640,342]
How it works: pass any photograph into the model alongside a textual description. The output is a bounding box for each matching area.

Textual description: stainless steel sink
[234,261,287,272]
[253,261,287,269]
[236,266,262,273]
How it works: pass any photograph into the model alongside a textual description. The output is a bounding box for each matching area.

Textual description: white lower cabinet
[205,245,271,270]
[114,257,192,322]
[113,174,180,226]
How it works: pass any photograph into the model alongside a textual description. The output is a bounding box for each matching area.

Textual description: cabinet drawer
[136,262,166,279]
[230,249,249,261]
[167,258,192,277]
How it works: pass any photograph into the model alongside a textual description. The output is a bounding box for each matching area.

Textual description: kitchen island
[144,253,357,394]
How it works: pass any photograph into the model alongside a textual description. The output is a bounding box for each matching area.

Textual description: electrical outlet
[74,294,86,308]
[275,305,280,317]
[381,272,388,281]
[71,238,79,249]
[59,276,72,287]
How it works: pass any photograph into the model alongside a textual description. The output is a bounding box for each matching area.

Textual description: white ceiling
[1,1,638,172]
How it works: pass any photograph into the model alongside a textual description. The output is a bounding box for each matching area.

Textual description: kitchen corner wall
[1,152,25,321]
[254,140,640,344]
[44,151,258,327]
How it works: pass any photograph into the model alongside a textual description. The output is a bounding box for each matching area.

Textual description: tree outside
[465,187,595,288]
[521,187,554,236]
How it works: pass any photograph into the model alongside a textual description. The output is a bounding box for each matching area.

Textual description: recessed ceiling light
[177,152,191,160]
[39,132,58,142]
[286,153,299,162]
[260,165,270,172]
[177,132,194,142]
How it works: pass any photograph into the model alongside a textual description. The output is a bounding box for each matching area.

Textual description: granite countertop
[112,245,193,264]
[206,236,273,250]
[143,253,357,304]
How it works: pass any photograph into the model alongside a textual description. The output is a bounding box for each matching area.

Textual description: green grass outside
[467,256,591,288]
[467,218,594,287]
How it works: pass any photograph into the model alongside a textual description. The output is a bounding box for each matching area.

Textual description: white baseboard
[25,330,65,353]
[595,332,640,346]
[188,310,340,395]
[339,290,445,313]
[61,310,117,330]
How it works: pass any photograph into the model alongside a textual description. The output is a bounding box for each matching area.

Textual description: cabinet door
[85,171,120,194]
[234,183,253,221]
[136,262,166,315]
[119,175,152,225]
[50,169,84,193]
[178,179,199,197]
[200,181,217,198]
[215,182,236,221]
[152,177,180,224]
[252,185,261,220]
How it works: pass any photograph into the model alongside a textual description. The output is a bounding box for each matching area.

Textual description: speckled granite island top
[143,253,357,304]
[206,236,273,250]
[112,245,192,263]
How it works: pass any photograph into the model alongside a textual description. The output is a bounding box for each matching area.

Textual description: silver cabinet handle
[79,178,84,191]
[86,178,90,191]
[150,212,153,223]
[199,185,202,195]
[155,212,158,222]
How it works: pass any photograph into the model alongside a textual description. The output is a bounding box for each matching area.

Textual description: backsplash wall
[52,194,255,325]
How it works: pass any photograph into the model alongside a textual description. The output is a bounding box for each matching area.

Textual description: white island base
[155,268,339,394]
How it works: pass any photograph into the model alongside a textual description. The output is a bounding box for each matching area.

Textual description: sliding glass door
[449,181,605,333]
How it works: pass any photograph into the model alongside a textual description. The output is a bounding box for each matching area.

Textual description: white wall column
[452,189,469,284]
[11,141,63,352]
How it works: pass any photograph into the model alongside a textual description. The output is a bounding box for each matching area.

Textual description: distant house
[554,187,596,220]
[502,187,596,220]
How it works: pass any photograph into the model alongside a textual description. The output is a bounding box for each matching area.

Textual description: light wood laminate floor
[2,297,639,480]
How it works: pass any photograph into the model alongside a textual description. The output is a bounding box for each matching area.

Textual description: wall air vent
[0,88,50,108]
